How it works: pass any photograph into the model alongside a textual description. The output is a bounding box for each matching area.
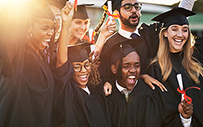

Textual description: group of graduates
[0,0,203,127]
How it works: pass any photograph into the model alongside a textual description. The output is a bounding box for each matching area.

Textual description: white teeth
[43,39,50,42]
[175,39,182,42]
[128,76,136,79]
[79,75,87,78]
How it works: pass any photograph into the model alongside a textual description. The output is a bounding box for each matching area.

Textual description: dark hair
[94,11,107,34]
[88,64,102,86]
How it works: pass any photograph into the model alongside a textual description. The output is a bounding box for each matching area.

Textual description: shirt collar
[115,80,138,93]
[118,28,140,39]
[82,86,91,95]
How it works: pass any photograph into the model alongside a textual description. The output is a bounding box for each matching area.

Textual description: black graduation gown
[53,61,111,127]
[99,23,162,80]
[107,79,161,127]
[147,38,203,126]
[0,44,55,127]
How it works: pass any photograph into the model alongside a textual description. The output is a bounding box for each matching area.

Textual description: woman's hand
[178,100,193,119]
[103,82,112,96]
[61,2,74,25]
[56,2,74,68]
[140,74,167,92]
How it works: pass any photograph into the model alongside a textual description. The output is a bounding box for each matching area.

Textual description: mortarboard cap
[103,0,122,11]
[47,0,67,10]
[151,7,196,27]
[68,42,92,62]
[101,39,140,79]
[28,1,55,20]
[101,39,139,64]
[73,4,93,20]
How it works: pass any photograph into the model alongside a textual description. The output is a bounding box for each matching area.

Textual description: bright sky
[0,0,181,6]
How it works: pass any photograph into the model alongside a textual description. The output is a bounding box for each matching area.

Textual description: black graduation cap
[151,7,196,27]
[103,0,122,11]
[47,0,67,10]
[101,39,139,79]
[101,39,139,64]
[73,4,93,20]
[28,1,55,20]
[68,42,92,62]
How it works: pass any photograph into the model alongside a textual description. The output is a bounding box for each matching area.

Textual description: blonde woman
[148,7,203,126]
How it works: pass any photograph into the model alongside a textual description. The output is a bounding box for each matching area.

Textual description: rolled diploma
[107,1,113,32]
[89,28,95,60]
[69,0,75,4]
[177,74,184,101]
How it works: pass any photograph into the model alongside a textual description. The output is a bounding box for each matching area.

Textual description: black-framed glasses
[119,3,142,12]
[73,60,91,72]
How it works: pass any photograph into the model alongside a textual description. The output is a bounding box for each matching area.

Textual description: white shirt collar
[115,80,138,93]
[82,86,91,95]
[118,28,140,39]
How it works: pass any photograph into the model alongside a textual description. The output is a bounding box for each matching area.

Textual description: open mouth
[127,75,136,84]
[42,39,50,47]
[77,30,85,36]
[174,39,183,45]
[130,14,138,21]
[78,74,88,82]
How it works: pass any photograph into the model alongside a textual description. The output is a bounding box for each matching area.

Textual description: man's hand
[178,100,193,119]
[103,82,112,96]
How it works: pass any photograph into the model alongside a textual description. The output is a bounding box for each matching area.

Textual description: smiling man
[99,0,195,90]
[101,40,162,127]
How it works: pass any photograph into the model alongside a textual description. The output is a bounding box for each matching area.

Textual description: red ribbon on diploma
[83,31,96,44]
[177,86,201,104]
[74,0,78,11]
[102,5,120,19]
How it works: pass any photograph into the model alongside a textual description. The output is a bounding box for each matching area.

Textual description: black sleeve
[194,37,203,63]
[137,22,162,74]
[52,60,74,104]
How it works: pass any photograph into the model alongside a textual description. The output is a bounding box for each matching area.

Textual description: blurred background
[0,0,202,37]
[82,0,203,37]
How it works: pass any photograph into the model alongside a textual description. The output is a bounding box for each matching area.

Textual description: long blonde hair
[151,27,203,84]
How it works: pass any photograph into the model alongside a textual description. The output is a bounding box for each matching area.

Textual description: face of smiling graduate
[28,17,54,52]
[72,59,91,88]
[111,51,140,91]
[164,24,189,53]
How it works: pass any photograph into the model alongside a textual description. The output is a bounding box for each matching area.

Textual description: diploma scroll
[107,1,113,32]
[177,74,184,101]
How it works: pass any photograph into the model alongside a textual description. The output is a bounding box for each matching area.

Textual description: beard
[120,13,140,28]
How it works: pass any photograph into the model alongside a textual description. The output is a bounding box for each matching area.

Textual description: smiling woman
[52,43,111,127]
[147,7,203,126]
[0,1,66,127]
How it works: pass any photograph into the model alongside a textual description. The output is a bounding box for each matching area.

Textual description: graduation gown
[53,61,111,127]
[107,79,161,127]
[99,23,161,80]
[147,37,203,126]
[0,44,55,127]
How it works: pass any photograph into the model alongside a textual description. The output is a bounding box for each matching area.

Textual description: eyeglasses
[119,3,142,12]
[72,60,91,72]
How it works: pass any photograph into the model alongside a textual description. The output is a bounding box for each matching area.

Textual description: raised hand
[100,17,117,38]
[61,2,74,24]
